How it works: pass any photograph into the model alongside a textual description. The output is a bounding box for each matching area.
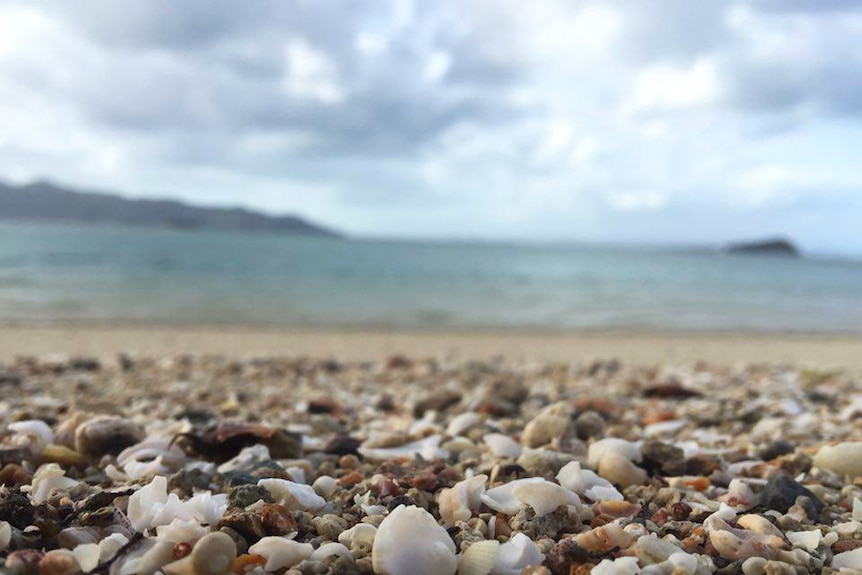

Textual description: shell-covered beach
[2,353,862,574]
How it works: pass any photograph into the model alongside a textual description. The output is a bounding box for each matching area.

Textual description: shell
[74,416,145,457]
[257,478,325,511]
[458,540,499,575]
[117,435,188,479]
[591,556,640,575]
[484,434,522,459]
[162,532,237,575]
[521,410,571,448]
[309,542,351,562]
[833,546,862,570]
[155,519,210,543]
[438,474,487,527]
[556,461,621,501]
[493,532,544,575]
[338,523,377,549]
[128,476,226,532]
[29,463,80,504]
[596,452,647,488]
[358,434,449,461]
[247,536,313,572]
[372,505,457,575]
[587,438,642,467]
[0,521,11,552]
[574,521,634,552]
[312,475,338,497]
[128,475,169,531]
[447,413,481,436]
[72,543,101,573]
[813,442,862,479]
[480,478,545,515]
[786,530,821,553]
[114,540,175,575]
[8,420,54,451]
[511,481,580,517]
[634,534,685,565]
[216,444,271,474]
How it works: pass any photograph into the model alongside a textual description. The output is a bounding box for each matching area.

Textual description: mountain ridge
[0,180,341,237]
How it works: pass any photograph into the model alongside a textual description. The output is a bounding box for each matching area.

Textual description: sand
[0,323,861,368]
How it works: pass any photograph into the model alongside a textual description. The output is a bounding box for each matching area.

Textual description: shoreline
[1,322,861,368]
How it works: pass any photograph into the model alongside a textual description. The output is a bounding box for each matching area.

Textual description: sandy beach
[0,323,861,368]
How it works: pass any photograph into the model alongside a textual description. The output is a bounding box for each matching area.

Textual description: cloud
[0,0,860,253]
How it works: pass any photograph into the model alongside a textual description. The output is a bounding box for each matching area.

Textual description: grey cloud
[7,0,525,164]
[753,0,862,12]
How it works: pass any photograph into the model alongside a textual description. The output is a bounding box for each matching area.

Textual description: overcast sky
[1,1,861,254]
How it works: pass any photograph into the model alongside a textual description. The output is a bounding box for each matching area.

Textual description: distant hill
[724,238,800,257]
[0,180,341,237]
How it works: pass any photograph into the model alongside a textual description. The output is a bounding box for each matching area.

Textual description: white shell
[484,434,522,459]
[359,434,449,461]
[312,475,338,497]
[117,435,188,480]
[0,521,11,552]
[556,461,622,501]
[597,452,647,488]
[8,420,54,451]
[372,505,457,575]
[128,475,168,531]
[447,413,481,436]
[162,531,237,575]
[217,444,271,473]
[29,463,80,504]
[438,474,487,526]
[814,442,862,479]
[634,534,684,565]
[786,530,822,553]
[491,532,545,575]
[248,536,314,571]
[127,475,226,531]
[587,438,643,467]
[98,533,129,564]
[591,556,640,575]
[258,478,326,511]
[72,543,101,572]
[338,523,377,548]
[155,518,210,543]
[833,546,862,570]
[309,542,351,562]
[480,478,544,515]
[511,481,580,517]
[458,540,499,575]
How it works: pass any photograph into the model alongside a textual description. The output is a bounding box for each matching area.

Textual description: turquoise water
[0,223,860,333]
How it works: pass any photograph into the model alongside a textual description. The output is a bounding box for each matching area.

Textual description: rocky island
[724,238,800,257]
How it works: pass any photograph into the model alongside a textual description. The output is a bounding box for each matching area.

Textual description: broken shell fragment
[438,474,487,527]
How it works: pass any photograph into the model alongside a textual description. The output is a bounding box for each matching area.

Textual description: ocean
[0,223,860,333]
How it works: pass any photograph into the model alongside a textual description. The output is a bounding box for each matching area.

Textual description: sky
[0,1,861,255]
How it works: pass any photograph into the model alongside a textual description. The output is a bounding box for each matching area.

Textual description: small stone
[522,411,572,449]
[641,441,686,476]
[74,417,145,457]
[413,390,462,417]
[573,411,605,441]
[758,440,795,461]
[325,435,362,456]
[757,474,823,514]
[228,485,274,509]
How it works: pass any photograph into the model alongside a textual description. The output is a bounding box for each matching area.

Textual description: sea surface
[1,223,861,333]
